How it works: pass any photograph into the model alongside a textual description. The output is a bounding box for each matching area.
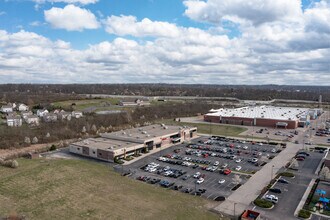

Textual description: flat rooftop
[206,106,309,121]
[100,124,194,143]
[71,138,141,151]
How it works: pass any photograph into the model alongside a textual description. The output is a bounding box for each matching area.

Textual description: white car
[235,158,242,163]
[236,145,241,149]
[218,179,226,184]
[243,146,248,150]
[214,161,220,166]
[251,158,258,163]
[264,194,278,204]
[258,143,263,146]
[235,166,242,171]
[221,163,228,168]
[271,148,276,153]
[196,178,204,184]
[193,172,201,178]
[148,167,157,172]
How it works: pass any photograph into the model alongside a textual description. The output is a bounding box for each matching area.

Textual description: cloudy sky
[0,0,329,85]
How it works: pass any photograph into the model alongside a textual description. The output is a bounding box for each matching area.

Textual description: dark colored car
[278,178,289,184]
[184,188,192,193]
[269,188,282,194]
[297,152,310,156]
[172,185,183,190]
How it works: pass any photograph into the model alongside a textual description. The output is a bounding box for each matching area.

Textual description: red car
[223,169,231,175]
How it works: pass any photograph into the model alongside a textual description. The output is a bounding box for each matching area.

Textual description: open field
[0,158,221,220]
[52,98,120,111]
[157,119,247,137]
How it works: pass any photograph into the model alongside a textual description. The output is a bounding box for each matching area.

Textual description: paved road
[212,142,303,218]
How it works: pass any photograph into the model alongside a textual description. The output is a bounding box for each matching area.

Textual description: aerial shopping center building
[204,106,322,129]
[69,124,197,162]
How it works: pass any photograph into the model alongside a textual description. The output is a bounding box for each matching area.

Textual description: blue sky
[0,0,329,85]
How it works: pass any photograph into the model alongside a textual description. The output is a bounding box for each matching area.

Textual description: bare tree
[320,167,330,180]
[24,137,31,144]
[32,137,38,144]
[232,174,242,185]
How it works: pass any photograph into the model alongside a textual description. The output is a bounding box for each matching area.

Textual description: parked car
[218,179,226,184]
[184,188,192,193]
[182,174,190,180]
[221,163,228,168]
[296,157,305,161]
[196,178,205,184]
[278,178,289,184]
[235,158,242,163]
[264,194,278,204]
[193,172,201,178]
[235,166,242,171]
[269,188,282,194]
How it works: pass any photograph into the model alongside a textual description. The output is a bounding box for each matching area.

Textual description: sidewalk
[212,142,302,218]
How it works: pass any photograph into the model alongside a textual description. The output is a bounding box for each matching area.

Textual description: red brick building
[204,106,309,129]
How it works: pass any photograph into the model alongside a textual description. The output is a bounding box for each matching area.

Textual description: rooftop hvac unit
[122,132,126,135]
[146,134,150,137]
[163,126,168,129]
[142,131,147,134]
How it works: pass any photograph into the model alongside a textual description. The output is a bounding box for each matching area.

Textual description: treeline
[0,84,329,102]
[0,113,130,149]
[0,101,221,150]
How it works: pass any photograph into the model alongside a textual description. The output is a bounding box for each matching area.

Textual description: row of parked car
[136,175,208,196]
[142,162,187,178]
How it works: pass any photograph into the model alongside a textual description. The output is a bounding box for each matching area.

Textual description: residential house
[18,104,29,112]
[1,105,13,113]
[21,111,33,119]
[58,110,72,121]
[37,109,49,117]
[25,115,39,126]
[72,111,83,119]
[6,115,22,127]
[43,113,58,122]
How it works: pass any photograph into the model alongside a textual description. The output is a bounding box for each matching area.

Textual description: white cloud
[0,1,329,85]
[183,0,302,25]
[44,4,99,31]
[0,11,6,16]
[104,15,181,38]
[34,0,98,5]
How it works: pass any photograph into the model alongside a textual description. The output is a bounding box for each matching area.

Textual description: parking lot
[252,150,325,220]
[123,136,284,200]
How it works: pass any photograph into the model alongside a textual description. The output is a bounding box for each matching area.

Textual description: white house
[7,115,22,127]
[21,111,33,119]
[18,104,29,112]
[1,105,13,113]
[43,113,58,122]
[37,109,49,117]
[58,110,72,121]
[72,111,83,119]
[25,115,39,126]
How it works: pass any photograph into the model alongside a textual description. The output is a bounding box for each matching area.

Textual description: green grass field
[0,159,221,220]
[52,98,120,111]
[157,119,247,137]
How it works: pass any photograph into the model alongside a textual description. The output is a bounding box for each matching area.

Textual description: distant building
[69,124,197,162]
[204,106,311,129]
[72,111,83,119]
[21,111,33,119]
[18,104,29,112]
[37,109,49,117]
[1,105,13,113]
[7,115,22,127]
[43,113,58,122]
[57,110,72,121]
[25,115,40,126]
[119,99,150,106]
